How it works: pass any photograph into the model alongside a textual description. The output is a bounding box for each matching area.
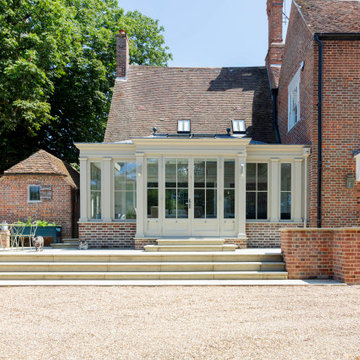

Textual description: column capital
[79,156,88,162]
[135,151,145,157]
[270,157,280,162]
[294,157,304,163]
[102,156,112,161]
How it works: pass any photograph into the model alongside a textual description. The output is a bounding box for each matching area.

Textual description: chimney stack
[116,30,129,79]
[266,0,284,67]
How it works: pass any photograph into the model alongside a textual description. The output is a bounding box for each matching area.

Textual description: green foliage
[16,217,58,227]
[0,0,172,172]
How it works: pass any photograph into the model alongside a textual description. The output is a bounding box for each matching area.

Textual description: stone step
[145,244,237,252]
[157,239,225,245]
[0,271,288,280]
[0,252,284,263]
[50,243,78,249]
[62,239,79,243]
[0,261,286,272]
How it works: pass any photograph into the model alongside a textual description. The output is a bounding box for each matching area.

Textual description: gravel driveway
[0,286,359,360]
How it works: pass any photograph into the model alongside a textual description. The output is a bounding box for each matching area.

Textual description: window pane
[194,189,205,218]
[206,161,217,188]
[177,160,188,188]
[29,186,40,201]
[126,191,136,219]
[246,192,256,219]
[258,163,268,191]
[165,159,176,188]
[194,160,205,188]
[114,191,126,220]
[126,163,136,191]
[177,189,188,218]
[246,163,256,191]
[90,191,101,219]
[281,163,291,191]
[90,162,101,191]
[165,189,176,218]
[281,192,291,220]
[147,189,158,218]
[147,159,158,188]
[206,189,217,218]
[114,162,126,191]
[257,192,268,220]
[224,189,235,219]
[224,161,235,188]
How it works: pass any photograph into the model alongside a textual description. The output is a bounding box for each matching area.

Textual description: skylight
[232,120,246,134]
[178,119,191,133]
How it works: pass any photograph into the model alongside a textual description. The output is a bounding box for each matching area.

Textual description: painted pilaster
[293,158,304,222]
[236,151,247,239]
[79,157,88,222]
[135,152,145,238]
[269,158,280,221]
[102,157,112,222]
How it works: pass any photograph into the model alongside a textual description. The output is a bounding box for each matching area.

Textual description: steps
[50,238,78,249]
[0,249,288,280]
[145,238,236,252]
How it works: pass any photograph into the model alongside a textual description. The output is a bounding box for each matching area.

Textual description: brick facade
[0,175,77,238]
[79,222,137,248]
[246,222,304,248]
[281,228,360,284]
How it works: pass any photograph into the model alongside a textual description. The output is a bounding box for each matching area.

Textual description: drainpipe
[272,88,281,144]
[314,34,323,228]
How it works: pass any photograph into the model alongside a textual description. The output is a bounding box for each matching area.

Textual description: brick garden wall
[79,222,136,248]
[281,228,360,284]
[0,175,76,238]
[246,222,304,248]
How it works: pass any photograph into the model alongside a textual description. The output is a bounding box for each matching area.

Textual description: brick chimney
[116,30,129,79]
[266,0,284,67]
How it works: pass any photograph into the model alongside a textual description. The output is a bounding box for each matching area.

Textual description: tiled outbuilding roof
[295,0,360,33]
[105,65,276,144]
[4,150,79,188]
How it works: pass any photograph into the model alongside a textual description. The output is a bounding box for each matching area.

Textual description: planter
[0,230,10,248]
[12,226,62,244]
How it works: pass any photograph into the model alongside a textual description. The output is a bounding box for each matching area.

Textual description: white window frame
[177,119,191,133]
[232,120,246,134]
[288,67,301,131]
[28,185,41,203]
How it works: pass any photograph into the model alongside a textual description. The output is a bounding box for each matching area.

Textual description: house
[0,150,79,239]
[76,0,359,266]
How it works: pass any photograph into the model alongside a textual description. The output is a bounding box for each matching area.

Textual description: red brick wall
[0,175,75,238]
[246,222,304,248]
[281,228,360,284]
[79,222,136,248]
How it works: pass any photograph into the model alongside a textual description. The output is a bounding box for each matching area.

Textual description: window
[224,160,235,219]
[246,163,268,220]
[281,163,292,220]
[288,68,301,131]
[232,120,246,134]
[114,162,136,219]
[193,159,217,219]
[28,185,41,202]
[147,159,159,218]
[177,119,190,133]
[90,162,101,219]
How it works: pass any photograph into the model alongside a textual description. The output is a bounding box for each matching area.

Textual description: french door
[162,157,219,237]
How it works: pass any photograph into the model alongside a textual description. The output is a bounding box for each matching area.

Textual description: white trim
[27,184,41,203]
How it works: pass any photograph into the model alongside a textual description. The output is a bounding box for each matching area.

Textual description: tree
[0,0,172,172]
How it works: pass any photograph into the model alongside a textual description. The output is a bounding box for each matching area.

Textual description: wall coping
[280,227,360,232]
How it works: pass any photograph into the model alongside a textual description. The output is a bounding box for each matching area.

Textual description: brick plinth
[281,228,360,284]
[79,222,136,248]
[134,238,157,250]
[224,239,247,249]
[246,222,304,248]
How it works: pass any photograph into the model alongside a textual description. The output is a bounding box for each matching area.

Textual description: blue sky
[118,0,291,67]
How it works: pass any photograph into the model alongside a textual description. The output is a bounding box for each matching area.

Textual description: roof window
[232,120,246,134]
[178,119,191,133]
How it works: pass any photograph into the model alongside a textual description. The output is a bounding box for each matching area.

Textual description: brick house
[76,0,359,265]
[0,150,79,239]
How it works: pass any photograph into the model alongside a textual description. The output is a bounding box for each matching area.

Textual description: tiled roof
[4,150,79,188]
[105,65,276,144]
[295,0,360,33]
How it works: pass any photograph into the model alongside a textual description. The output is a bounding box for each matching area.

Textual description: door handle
[188,198,191,209]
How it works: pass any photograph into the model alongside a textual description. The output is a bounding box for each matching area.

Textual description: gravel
[0,286,359,360]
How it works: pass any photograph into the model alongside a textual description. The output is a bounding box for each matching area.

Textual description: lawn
[0,286,359,359]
